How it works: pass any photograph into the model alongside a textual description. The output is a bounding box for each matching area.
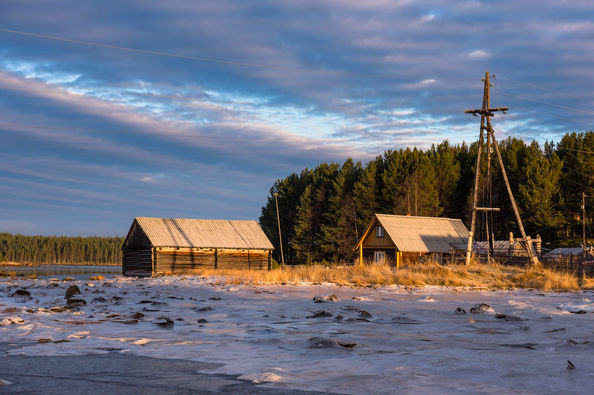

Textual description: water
[0,265,122,280]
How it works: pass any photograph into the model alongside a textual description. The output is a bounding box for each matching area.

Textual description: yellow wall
[363,225,396,247]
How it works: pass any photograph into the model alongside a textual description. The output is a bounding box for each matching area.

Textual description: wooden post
[248,249,251,270]
[274,193,285,266]
[359,245,364,265]
[214,248,218,270]
[396,251,401,269]
[580,192,586,282]
[490,131,539,265]
[465,71,489,265]
[267,250,272,270]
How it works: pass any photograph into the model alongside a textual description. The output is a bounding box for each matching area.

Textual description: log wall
[123,247,153,277]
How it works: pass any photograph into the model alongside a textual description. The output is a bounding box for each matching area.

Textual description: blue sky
[1,0,593,236]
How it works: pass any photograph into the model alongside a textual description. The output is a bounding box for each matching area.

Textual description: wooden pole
[489,130,539,265]
[465,71,489,265]
[580,192,586,282]
[274,193,285,267]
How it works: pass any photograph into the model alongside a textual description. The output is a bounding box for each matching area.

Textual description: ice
[2,276,594,394]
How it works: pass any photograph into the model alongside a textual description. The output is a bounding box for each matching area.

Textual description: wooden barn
[122,217,274,277]
[355,214,470,266]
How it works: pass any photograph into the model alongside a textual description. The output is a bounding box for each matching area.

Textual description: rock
[455,307,467,315]
[0,318,13,326]
[66,299,87,307]
[2,307,20,314]
[358,310,372,318]
[88,275,105,281]
[151,316,174,325]
[313,294,340,303]
[351,296,372,301]
[470,303,494,314]
[62,277,76,282]
[92,289,105,294]
[198,307,214,312]
[209,297,221,301]
[49,307,67,313]
[130,312,146,319]
[175,318,184,322]
[237,373,283,384]
[90,297,107,304]
[47,283,59,288]
[65,285,81,296]
[102,283,113,287]
[9,317,24,325]
[197,318,209,323]
[307,309,334,319]
[308,337,342,348]
[308,337,357,349]
[138,300,153,304]
[570,310,588,314]
[334,314,344,321]
[504,315,527,322]
[10,289,31,299]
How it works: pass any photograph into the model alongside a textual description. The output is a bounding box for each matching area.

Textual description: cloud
[469,50,490,58]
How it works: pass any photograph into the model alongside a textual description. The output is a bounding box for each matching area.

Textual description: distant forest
[260,132,594,265]
[0,233,124,265]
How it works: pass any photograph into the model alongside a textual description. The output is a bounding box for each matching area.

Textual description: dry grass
[182,261,582,291]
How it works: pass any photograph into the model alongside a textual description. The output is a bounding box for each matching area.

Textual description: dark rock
[138,300,153,304]
[130,312,146,319]
[175,318,185,322]
[152,316,174,325]
[65,285,81,296]
[66,299,87,307]
[334,314,344,321]
[209,297,221,301]
[47,283,59,288]
[570,310,588,314]
[307,309,334,319]
[470,303,494,314]
[102,283,113,287]
[313,294,340,303]
[197,319,209,323]
[151,301,168,306]
[198,307,214,312]
[111,295,123,301]
[358,310,372,318]
[91,297,108,304]
[92,289,105,294]
[11,289,32,299]
[455,307,467,315]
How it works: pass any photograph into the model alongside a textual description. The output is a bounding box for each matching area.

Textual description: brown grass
[181,261,582,291]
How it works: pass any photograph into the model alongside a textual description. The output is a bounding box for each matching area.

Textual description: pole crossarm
[464,107,508,116]
[474,207,501,212]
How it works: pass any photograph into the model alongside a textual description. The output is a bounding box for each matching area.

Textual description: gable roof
[356,214,469,253]
[125,217,274,250]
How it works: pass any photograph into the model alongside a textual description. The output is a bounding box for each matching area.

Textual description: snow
[1,276,594,394]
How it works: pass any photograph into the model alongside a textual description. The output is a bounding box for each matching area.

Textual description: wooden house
[355,214,470,266]
[122,217,274,277]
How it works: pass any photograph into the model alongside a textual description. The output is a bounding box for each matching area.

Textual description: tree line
[0,233,124,265]
[260,132,594,265]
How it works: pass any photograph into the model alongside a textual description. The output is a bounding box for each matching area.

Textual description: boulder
[151,316,174,325]
[469,303,494,314]
[197,318,209,323]
[313,294,340,303]
[65,285,81,296]
[66,299,87,307]
[88,275,105,281]
[307,309,334,319]
[10,289,31,299]
[455,307,467,315]
[358,310,373,318]
[91,297,108,304]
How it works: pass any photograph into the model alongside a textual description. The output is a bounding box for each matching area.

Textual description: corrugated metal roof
[133,217,274,249]
[545,247,592,256]
[368,214,469,253]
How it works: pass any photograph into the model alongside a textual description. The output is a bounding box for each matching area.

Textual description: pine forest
[260,132,594,265]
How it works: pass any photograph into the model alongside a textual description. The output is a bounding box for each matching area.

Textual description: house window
[375,225,385,238]
[374,251,386,264]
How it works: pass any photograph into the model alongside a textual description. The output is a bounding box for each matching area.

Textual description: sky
[1,0,594,237]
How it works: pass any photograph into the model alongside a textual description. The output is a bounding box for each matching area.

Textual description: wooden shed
[355,214,470,267]
[122,217,274,277]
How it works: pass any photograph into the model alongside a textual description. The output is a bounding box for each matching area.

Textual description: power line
[494,90,594,116]
[497,75,594,104]
[0,28,478,82]
[0,79,460,115]
[0,122,351,142]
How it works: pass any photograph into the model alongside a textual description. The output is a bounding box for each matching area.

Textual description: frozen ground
[1,276,594,394]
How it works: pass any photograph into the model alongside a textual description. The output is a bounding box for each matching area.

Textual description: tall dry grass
[182,261,582,291]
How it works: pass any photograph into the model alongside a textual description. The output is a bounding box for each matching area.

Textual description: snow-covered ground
[1,276,593,394]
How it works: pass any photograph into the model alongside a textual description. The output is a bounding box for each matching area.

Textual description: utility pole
[273,192,285,267]
[580,192,586,281]
[465,71,538,266]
